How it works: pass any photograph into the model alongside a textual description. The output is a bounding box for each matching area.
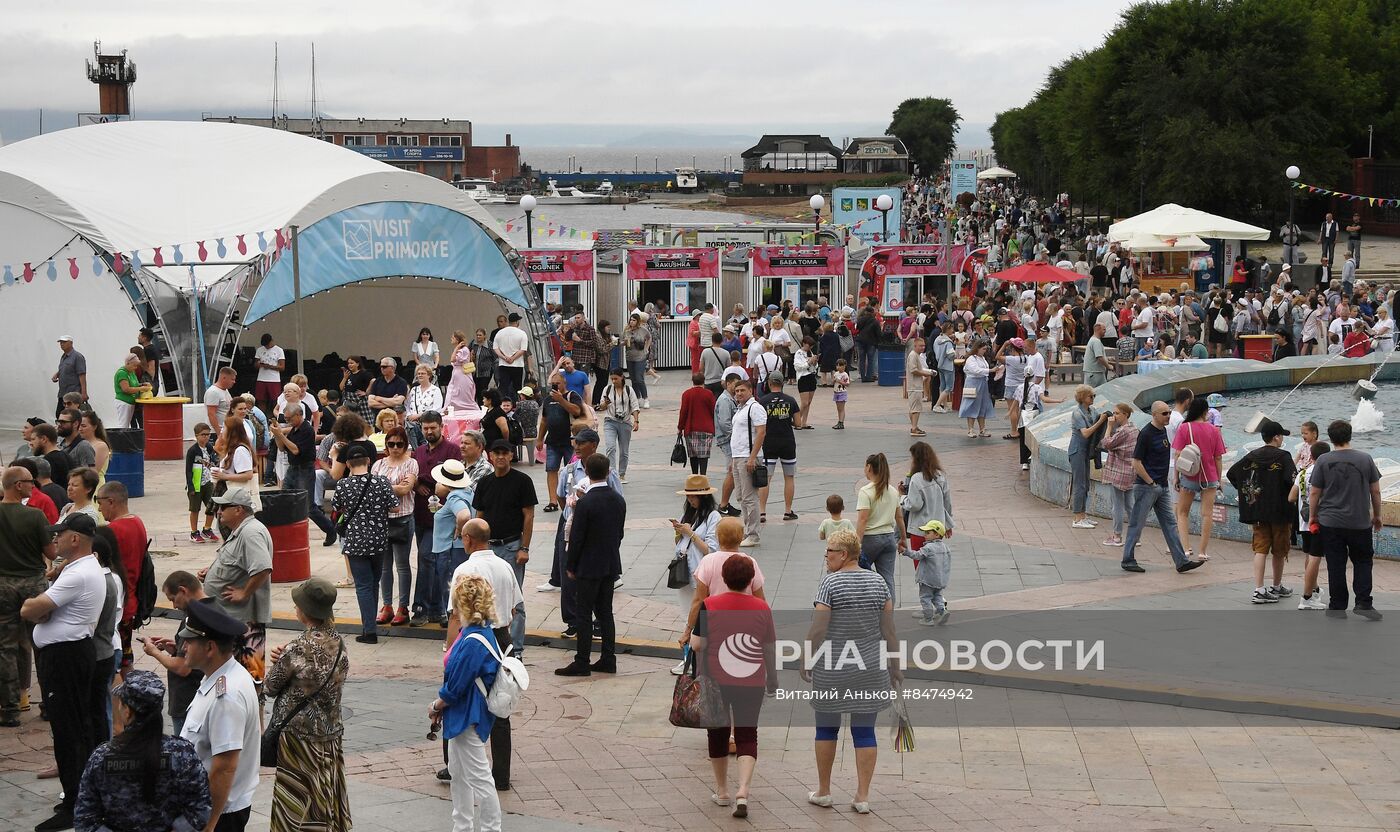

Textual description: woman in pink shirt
[1171,397,1226,561]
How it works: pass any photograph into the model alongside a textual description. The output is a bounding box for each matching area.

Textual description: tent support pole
[291,225,303,376]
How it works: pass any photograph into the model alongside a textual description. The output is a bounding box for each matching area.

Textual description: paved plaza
[3,370,1400,832]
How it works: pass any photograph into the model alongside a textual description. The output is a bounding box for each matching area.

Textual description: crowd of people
[4,172,1396,830]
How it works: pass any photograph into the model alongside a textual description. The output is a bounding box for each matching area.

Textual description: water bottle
[428,495,442,513]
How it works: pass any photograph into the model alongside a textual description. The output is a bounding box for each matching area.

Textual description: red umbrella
[993,261,1082,284]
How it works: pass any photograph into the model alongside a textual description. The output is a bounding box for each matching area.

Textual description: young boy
[185,422,218,543]
[905,518,952,625]
[832,359,851,430]
[817,494,855,542]
[514,386,541,463]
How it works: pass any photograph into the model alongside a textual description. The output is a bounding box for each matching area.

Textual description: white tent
[1108,203,1269,243]
[977,166,1018,180]
[1118,231,1210,252]
[0,121,532,429]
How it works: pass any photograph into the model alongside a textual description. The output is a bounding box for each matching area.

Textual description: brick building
[204,116,520,183]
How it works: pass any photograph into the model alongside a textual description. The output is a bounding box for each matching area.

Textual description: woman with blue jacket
[429,574,501,832]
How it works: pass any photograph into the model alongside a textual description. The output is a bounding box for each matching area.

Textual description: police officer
[177,601,261,832]
[74,669,212,832]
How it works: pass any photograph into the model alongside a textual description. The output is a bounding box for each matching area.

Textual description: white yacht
[452,178,507,204]
[536,179,608,204]
[675,167,699,191]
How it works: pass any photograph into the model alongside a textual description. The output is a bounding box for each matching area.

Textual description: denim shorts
[1179,478,1219,493]
[545,443,572,472]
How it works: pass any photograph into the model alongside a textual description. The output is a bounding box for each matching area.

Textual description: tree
[888,98,962,175]
[991,0,1396,223]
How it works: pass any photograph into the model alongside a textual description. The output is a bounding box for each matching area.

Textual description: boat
[675,167,699,192]
[597,180,614,196]
[451,177,507,204]
[535,179,609,204]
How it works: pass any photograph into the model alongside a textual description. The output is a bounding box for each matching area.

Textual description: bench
[1112,359,1138,377]
[1048,363,1083,383]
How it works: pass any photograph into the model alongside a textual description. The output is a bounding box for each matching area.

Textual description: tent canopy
[1118,231,1210,252]
[977,166,1018,180]
[1108,203,1268,243]
[0,120,511,287]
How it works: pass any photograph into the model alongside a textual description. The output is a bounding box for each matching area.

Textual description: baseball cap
[573,428,601,445]
[487,439,514,454]
[1259,418,1291,440]
[112,670,165,715]
[48,513,97,538]
[57,335,74,343]
[345,444,372,462]
[212,489,254,509]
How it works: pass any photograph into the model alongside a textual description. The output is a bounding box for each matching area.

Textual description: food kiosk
[750,245,845,311]
[521,249,596,318]
[857,244,971,317]
[624,247,720,369]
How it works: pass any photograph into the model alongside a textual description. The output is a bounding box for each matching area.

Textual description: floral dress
[265,624,351,832]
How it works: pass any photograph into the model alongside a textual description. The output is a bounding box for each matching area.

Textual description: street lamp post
[1285,165,1300,265]
[875,193,894,243]
[809,193,825,239]
[521,193,537,248]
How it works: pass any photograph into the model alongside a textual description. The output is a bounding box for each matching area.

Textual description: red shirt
[107,515,148,624]
[24,491,58,524]
[677,386,716,435]
[697,591,775,687]
[1343,330,1370,358]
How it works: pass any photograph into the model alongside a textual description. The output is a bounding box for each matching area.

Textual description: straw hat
[676,474,716,496]
[433,458,473,489]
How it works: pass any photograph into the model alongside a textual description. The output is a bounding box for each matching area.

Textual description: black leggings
[689,456,710,475]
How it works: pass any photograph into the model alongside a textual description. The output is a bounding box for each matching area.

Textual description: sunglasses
[385,442,407,449]
[15,478,35,485]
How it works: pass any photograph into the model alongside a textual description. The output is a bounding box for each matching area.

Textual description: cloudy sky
[2,0,1138,143]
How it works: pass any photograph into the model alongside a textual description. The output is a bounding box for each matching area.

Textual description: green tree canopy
[889,97,962,175]
[990,0,1398,222]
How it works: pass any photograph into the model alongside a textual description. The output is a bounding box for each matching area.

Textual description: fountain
[1353,398,1386,433]
[1022,349,1400,557]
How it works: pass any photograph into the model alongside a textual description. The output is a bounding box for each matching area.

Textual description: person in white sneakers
[1224,419,1297,604]
[1289,440,1329,609]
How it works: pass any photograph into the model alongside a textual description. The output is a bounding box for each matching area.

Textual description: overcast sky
[3,1,1137,139]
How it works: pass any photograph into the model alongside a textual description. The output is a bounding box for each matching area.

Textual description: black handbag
[261,637,344,768]
[387,515,412,544]
[666,554,691,589]
[670,432,688,465]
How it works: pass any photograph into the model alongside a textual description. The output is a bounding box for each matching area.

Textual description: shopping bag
[668,651,728,729]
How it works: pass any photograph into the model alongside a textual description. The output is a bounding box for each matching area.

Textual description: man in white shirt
[492,312,531,401]
[1328,303,1359,340]
[448,517,525,791]
[204,367,237,438]
[253,333,285,418]
[1131,297,1156,351]
[728,379,767,547]
[23,512,106,832]
[178,600,262,832]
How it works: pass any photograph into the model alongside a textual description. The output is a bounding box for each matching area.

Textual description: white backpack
[466,632,529,718]
[1176,422,1203,478]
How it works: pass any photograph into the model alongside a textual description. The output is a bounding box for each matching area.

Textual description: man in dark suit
[556,453,625,677]
[1319,212,1338,263]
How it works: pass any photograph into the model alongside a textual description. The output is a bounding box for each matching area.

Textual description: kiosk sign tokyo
[343,218,452,261]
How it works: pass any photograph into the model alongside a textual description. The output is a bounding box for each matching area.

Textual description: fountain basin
[1025,354,1400,558]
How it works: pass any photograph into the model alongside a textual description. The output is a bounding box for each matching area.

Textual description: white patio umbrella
[1109,203,1268,242]
[977,166,1018,180]
[1118,231,1210,252]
